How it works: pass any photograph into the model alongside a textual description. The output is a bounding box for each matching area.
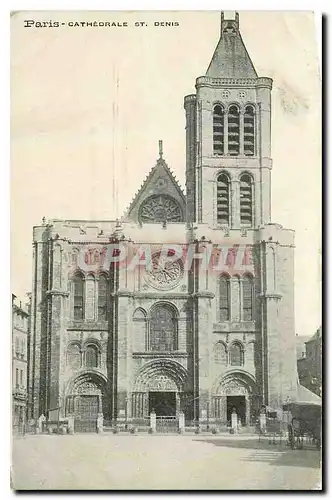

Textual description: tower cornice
[196,76,273,89]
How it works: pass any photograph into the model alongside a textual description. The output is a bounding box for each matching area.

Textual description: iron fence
[103,418,150,433]
[74,418,97,433]
[156,416,178,433]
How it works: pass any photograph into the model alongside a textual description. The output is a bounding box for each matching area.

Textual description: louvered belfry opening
[73,274,84,320]
[240,174,253,226]
[217,173,230,225]
[213,105,224,155]
[98,275,108,321]
[244,105,255,156]
[242,275,254,321]
[228,105,240,156]
[219,275,230,321]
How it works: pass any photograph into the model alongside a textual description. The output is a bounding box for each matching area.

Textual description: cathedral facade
[28,13,298,427]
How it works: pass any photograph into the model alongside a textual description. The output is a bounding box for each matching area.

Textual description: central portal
[149,391,176,416]
[227,395,246,424]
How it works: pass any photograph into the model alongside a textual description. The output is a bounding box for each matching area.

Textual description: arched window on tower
[230,342,244,366]
[213,105,224,155]
[228,105,240,156]
[149,304,177,352]
[242,274,254,321]
[216,173,230,225]
[219,275,230,321]
[98,275,108,321]
[244,105,255,156]
[73,274,84,320]
[240,174,253,226]
[85,344,99,368]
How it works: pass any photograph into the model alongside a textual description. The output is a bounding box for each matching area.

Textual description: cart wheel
[288,425,295,450]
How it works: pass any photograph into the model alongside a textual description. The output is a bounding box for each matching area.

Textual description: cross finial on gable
[159,140,163,159]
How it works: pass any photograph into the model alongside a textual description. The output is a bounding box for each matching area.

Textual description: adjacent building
[295,334,311,360]
[28,12,298,428]
[297,327,322,397]
[12,294,30,427]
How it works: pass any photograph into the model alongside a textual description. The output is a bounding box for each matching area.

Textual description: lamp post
[125,397,128,430]
[206,401,210,431]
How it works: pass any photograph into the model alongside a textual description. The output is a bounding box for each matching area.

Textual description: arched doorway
[148,375,178,418]
[131,360,188,420]
[65,372,107,428]
[212,371,260,426]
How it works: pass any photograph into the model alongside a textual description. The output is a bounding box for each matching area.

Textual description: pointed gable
[123,142,186,224]
[206,12,257,79]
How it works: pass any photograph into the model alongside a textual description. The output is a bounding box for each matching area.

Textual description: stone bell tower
[184,11,298,412]
[185,11,273,229]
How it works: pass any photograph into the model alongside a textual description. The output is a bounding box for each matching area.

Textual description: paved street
[12,434,321,491]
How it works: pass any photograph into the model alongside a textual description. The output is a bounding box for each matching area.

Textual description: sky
[10,10,321,336]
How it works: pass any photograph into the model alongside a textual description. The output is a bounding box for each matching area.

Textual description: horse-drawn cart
[282,401,321,450]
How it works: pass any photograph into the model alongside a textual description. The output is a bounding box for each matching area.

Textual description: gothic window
[85,344,99,368]
[219,275,230,321]
[67,343,81,370]
[139,195,183,224]
[243,274,254,321]
[98,275,108,321]
[216,173,230,225]
[214,342,227,365]
[73,274,84,320]
[213,105,224,155]
[230,342,244,366]
[244,105,255,156]
[149,304,177,352]
[228,105,240,156]
[240,174,253,226]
